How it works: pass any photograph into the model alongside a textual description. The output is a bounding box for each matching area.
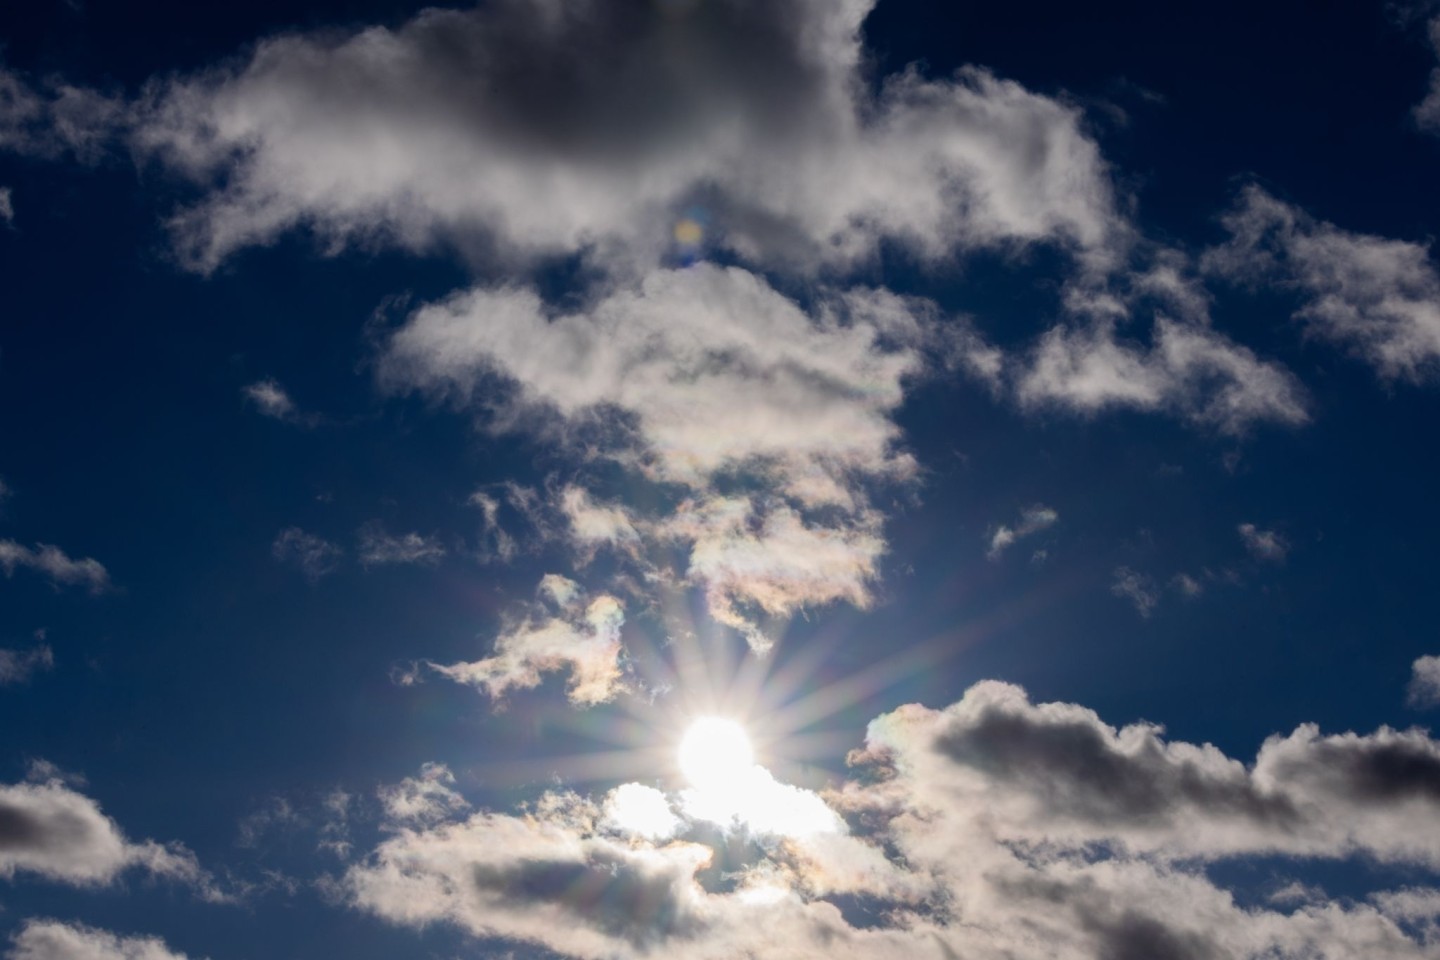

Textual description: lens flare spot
[673,218,704,248]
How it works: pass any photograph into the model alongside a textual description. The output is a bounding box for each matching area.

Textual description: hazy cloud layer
[342,681,1440,960]
[0,541,110,593]
[0,768,212,892]
[6,920,197,960]
[1206,186,1440,383]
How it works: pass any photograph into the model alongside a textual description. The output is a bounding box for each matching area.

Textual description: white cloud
[0,768,214,894]
[1205,185,1440,383]
[378,763,469,826]
[1409,655,1440,710]
[0,541,110,593]
[986,504,1058,560]
[1015,313,1309,434]
[240,378,318,426]
[428,574,626,706]
[382,264,946,649]
[1239,522,1289,562]
[342,681,1440,960]
[0,186,12,226]
[133,0,1125,275]
[1110,565,1159,617]
[6,920,198,960]
[356,524,446,567]
[0,644,54,685]
[602,784,680,842]
[271,527,342,581]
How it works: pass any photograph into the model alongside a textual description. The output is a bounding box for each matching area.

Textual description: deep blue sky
[3,2,1440,959]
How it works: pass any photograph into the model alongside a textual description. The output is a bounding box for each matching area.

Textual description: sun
[678,717,754,791]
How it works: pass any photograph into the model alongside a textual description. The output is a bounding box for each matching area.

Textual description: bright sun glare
[678,717,754,790]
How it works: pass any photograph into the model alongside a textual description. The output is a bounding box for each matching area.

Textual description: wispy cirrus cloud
[271,527,342,582]
[986,504,1058,560]
[1413,16,1440,134]
[1239,522,1289,563]
[0,540,110,593]
[0,644,54,686]
[1110,565,1160,618]
[355,524,446,568]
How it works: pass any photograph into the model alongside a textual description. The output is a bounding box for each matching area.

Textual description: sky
[3,0,1440,957]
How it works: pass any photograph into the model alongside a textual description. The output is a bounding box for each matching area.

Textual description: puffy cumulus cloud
[1205,185,1440,383]
[427,574,626,706]
[1238,522,1288,562]
[355,523,446,567]
[341,682,1440,960]
[1410,655,1440,710]
[133,0,1124,275]
[987,504,1058,560]
[0,541,111,594]
[6,920,198,960]
[383,264,953,649]
[853,680,1440,867]
[0,644,54,685]
[343,770,938,960]
[0,768,215,895]
[270,527,342,581]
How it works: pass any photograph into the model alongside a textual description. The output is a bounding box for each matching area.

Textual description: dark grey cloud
[471,845,702,948]
[932,694,1299,830]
